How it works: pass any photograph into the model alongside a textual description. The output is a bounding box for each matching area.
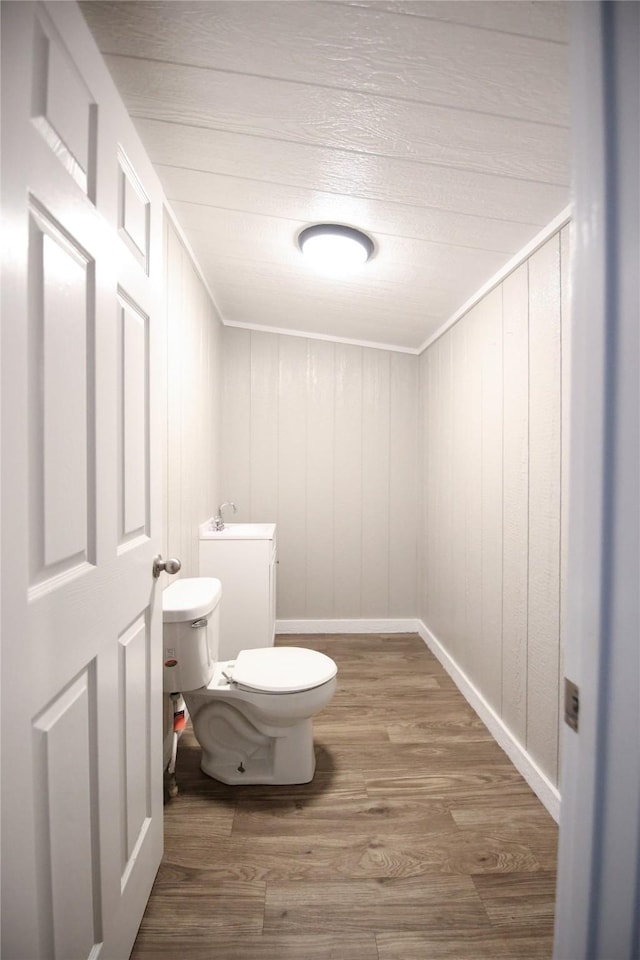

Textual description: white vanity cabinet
[198,521,276,659]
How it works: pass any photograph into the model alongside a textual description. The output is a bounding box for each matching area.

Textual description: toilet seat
[229,647,337,693]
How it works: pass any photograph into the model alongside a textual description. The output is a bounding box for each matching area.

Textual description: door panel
[1,3,165,958]
[28,201,96,587]
[33,667,101,960]
[119,613,152,872]
[118,291,150,546]
[118,151,150,271]
[31,11,98,198]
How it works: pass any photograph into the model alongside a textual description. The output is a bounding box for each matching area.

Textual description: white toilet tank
[162,578,222,693]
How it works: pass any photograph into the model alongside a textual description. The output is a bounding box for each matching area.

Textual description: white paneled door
[1,4,165,958]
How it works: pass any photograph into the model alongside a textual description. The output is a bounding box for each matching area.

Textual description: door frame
[553,3,639,957]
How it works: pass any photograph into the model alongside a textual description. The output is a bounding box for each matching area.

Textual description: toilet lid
[162,577,221,622]
[231,647,337,693]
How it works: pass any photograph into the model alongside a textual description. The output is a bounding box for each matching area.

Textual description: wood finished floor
[133,634,558,960]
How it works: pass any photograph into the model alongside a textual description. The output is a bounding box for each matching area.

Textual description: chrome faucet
[213,501,237,531]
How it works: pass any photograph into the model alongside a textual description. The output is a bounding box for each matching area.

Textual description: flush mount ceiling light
[297,223,374,270]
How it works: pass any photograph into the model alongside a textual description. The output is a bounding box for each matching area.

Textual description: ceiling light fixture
[297,223,374,270]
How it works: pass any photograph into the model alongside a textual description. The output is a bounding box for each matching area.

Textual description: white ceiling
[81,0,570,351]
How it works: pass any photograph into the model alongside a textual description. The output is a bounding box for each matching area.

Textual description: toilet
[162,577,337,784]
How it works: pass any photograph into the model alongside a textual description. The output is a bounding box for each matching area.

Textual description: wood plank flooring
[132,634,558,960]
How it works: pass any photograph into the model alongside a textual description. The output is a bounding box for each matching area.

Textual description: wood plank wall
[221,329,419,620]
[163,215,223,577]
[419,227,570,786]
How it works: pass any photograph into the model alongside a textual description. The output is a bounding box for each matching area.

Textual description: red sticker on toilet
[165,658,178,668]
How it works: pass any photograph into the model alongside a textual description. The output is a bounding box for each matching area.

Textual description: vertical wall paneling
[210,303,223,525]
[438,335,455,645]
[464,303,483,686]
[361,349,391,617]
[276,335,307,618]
[480,287,503,710]
[306,339,335,618]
[419,229,568,793]
[164,214,223,577]
[179,259,198,573]
[198,283,209,521]
[204,286,222,522]
[420,348,433,623]
[250,332,279,523]
[221,327,251,516]
[223,332,420,622]
[527,236,561,782]
[425,340,443,636]
[192,263,213,569]
[501,263,530,744]
[449,321,468,669]
[175,243,191,571]
[389,352,419,616]
[164,220,183,565]
[333,344,364,618]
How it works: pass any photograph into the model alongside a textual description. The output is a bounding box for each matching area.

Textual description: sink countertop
[199,520,276,540]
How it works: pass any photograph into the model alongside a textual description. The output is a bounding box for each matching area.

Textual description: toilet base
[198,716,317,785]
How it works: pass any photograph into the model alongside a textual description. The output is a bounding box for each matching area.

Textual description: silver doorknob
[152,555,182,578]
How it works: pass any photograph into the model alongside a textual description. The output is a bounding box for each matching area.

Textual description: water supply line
[167,692,186,798]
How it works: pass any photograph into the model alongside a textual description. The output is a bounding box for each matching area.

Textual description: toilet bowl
[162,577,337,785]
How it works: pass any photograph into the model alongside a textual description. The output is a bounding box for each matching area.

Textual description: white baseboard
[416,619,561,823]
[275,618,419,635]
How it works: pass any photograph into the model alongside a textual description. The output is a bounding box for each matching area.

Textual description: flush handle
[152,555,182,578]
